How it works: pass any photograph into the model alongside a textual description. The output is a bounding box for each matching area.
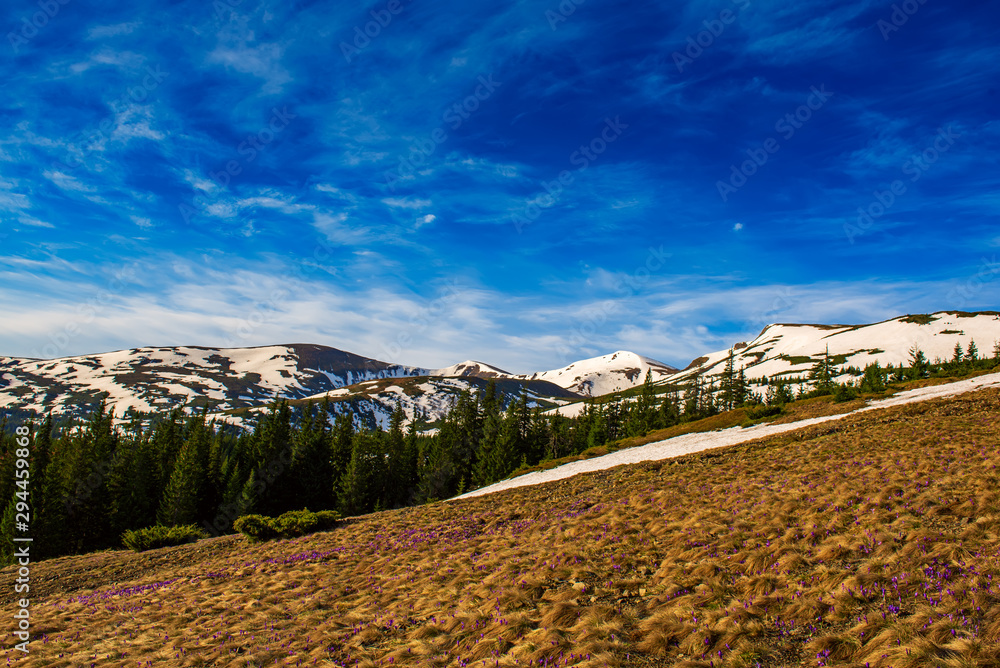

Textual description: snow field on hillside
[457,371,1000,500]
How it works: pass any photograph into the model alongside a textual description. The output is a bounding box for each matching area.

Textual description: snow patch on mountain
[674,311,1000,387]
[521,351,678,397]
[458,371,1000,500]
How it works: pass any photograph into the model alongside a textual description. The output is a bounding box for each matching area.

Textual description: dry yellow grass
[4,387,1000,667]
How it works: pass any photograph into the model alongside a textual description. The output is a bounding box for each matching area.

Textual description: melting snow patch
[456,371,1000,500]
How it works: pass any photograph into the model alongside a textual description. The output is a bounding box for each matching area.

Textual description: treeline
[0,374,696,563]
[2,340,997,564]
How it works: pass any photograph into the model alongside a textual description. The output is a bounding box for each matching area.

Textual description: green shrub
[233,509,341,542]
[745,405,783,421]
[122,524,208,552]
[833,383,859,403]
[232,514,279,541]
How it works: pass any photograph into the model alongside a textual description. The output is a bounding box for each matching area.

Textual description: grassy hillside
[5,387,1000,667]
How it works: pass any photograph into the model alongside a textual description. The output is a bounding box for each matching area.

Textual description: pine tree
[952,342,964,365]
[627,370,657,436]
[966,340,979,362]
[0,500,16,566]
[331,411,354,482]
[106,423,159,539]
[338,432,384,515]
[908,345,929,379]
[656,391,680,429]
[63,401,120,552]
[809,346,835,392]
[157,414,210,526]
[28,415,56,557]
[683,377,702,418]
[586,402,608,449]
[383,403,410,507]
[734,367,748,407]
[860,362,886,393]
[720,351,736,411]
[291,401,335,512]
[773,381,794,405]
[477,400,521,485]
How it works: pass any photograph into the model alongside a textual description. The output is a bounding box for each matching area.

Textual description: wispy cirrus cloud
[0,0,996,369]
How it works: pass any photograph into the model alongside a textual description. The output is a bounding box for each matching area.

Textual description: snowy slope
[671,311,1000,388]
[429,360,512,378]
[0,344,426,422]
[3,310,996,428]
[240,375,578,432]
[459,370,1000,499]
[519,351,678,397]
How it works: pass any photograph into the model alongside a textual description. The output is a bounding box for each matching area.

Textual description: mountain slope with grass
[5,382,1000,667]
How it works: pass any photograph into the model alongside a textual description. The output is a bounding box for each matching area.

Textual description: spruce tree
[966,340,979,362]
[952,342,964,365]
[809,346,835,392]
[383,403,410,507]
[734,367,748,407]
[157,414,210,526]
[908,345,929,379]
[291,401,335,511]
[720,352,736,411]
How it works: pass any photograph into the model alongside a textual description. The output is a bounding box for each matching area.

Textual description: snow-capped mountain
[281,375,579,432]
[0,344,672,427]
[3,310,997,429]
[0,344,425,423]
[674,311,1000,387]
[518,351,678,396]
[429,360,513,378]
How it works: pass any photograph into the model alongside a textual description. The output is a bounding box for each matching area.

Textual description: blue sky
[1,0,998,372]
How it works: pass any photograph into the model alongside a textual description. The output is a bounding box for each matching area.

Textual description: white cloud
[733,223,744,231]
[382,197,431,209]
[42,170,96,193]
[18,217,55,229]
[207,42,291,95]
[86,23,141,40]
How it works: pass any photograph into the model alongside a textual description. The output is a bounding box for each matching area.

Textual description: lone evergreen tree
[720,351,736,411]
[908,345,929,379]
[966,340,979,362]
[809,346,836,392]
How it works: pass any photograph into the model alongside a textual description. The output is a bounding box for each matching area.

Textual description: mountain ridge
[2,310,999,428]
